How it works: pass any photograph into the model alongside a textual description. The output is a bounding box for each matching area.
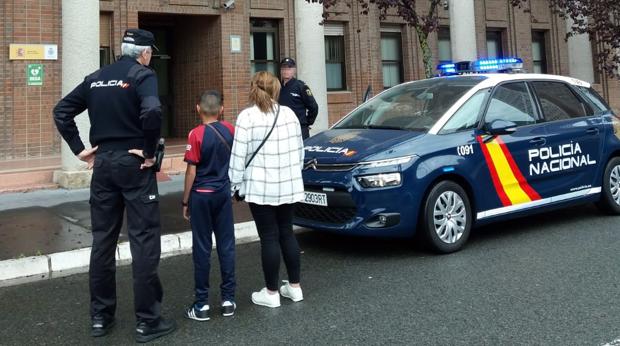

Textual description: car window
[334,76,486,132]
[531,81,591,121]
[484,82,537,126]
[439,89,489,134]
[577,86,610,113]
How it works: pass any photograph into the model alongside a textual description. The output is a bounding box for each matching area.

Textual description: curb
[0,221,261,287]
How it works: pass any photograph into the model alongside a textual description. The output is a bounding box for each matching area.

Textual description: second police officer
[53,29,175,343]
[278,57,319,139]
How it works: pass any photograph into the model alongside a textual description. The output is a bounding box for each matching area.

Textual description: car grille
[303,162,357,172]
[294,203,357,225]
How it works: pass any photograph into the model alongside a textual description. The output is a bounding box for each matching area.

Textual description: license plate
[302,191,328,206]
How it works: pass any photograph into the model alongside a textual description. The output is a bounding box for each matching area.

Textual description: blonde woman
[229,71,305,308]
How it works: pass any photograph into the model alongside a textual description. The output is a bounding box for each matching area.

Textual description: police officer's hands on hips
[128,149,156,170]
[77,146,98,169]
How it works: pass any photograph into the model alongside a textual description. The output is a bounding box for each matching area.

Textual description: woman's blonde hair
[249,71,281,113]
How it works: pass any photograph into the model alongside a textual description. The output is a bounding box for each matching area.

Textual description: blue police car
[294,58,620,253]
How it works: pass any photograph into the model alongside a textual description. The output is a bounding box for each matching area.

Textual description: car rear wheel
[421,180,472,253]
[595,157,620,215]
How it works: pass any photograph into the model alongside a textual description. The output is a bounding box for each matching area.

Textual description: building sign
[230,35,241,53]
[26,64,44,86]
[9,44,58,60]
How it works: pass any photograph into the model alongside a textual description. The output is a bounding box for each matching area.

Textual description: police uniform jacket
[53,56,162,158]
[278,78,318,127]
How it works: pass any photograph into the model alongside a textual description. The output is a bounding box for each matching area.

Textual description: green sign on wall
[27,64,44,86]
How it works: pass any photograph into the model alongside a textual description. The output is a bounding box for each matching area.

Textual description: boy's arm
[182,164,196,220]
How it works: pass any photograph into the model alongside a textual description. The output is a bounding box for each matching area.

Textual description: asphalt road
[1,203,619,345]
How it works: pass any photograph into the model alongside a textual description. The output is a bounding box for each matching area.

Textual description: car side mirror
[485,119,517,135]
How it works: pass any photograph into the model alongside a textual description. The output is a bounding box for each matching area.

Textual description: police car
[294,58,620,253]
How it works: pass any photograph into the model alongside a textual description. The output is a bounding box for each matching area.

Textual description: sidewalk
[0,176,257,286]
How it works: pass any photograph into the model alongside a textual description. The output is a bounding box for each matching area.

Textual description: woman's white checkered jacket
[228,104,305,205]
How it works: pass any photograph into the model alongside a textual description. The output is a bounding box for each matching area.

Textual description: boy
[182,90,236,320]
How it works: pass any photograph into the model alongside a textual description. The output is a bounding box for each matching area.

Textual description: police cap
[123,28,159,51]
[280,57,296,67]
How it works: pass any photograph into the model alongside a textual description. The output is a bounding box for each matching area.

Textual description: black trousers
[89,151,163,324]
[301,126,310,140]
[248,203,300,291]
[189,188,236,305]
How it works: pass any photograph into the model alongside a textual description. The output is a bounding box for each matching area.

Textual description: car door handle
[529,137,546,145]
[586,127,599,135]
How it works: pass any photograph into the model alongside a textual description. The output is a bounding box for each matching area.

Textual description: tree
[307,0,442,78]
[512,0,619,77]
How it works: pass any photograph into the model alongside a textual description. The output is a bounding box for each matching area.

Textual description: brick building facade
[1,0,619,178]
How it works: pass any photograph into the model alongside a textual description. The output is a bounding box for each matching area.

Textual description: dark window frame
[486,30,504,58]
[250,18,280,76]
[325,35,347,91]
[380,31,404,89]
[531,31,548,74]
[438,26,452,63]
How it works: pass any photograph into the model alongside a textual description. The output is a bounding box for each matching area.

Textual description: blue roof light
[436,57,524,76]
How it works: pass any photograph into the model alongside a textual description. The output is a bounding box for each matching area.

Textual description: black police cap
[280,57,296,67]
[122,28,159,51]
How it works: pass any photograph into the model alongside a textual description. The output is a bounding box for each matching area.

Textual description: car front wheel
[595,156,620,215]
[421,180,472,254]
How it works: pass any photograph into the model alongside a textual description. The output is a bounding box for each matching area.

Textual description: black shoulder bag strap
[206,123,231,152]
[244,105,280,168]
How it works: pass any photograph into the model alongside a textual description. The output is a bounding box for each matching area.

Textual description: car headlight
[356,172,402,188]
[358,155,415,168]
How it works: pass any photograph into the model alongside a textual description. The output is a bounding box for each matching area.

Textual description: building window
[381,31,403,88]
[486,30,504,58]
[100,13,112,67]
[324,23,346,91]
[438,27,451,63]
[250,19,279,76]
[532,31,548,74]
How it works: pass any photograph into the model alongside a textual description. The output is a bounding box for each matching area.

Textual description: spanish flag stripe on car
[477,135,512,206]
[477,135,541,206]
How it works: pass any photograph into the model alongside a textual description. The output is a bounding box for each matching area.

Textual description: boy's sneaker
[221,301,236,317]
[251,288,281,308]
[279,281,304,302]
[184,303,210,321]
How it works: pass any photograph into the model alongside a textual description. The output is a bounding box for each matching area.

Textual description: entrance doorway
[141,26,174,138]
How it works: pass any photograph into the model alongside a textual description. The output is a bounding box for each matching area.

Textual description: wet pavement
[1,204,620,345]
[0,176,252,260]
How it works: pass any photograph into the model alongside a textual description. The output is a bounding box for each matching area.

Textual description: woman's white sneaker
[251,288,281,308]
[279,281,303,302]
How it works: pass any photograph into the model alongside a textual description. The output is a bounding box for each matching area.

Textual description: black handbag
[210,105,280,201]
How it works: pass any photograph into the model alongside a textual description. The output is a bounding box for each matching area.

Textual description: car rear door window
[484,82,538,126]
[531,81,591,121]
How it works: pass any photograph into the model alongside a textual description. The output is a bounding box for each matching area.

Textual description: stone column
[448,0,477,61]
[53,0,99,188]
[566,18,595,84]
[294,0,329,135]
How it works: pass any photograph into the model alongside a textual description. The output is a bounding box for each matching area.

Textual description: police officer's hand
[128,149,156,170]
[183,206,190,221]
[77,146,98,169]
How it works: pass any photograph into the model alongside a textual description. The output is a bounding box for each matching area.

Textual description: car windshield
[334,76,487,132]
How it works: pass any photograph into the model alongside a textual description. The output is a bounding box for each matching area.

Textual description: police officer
[53,29,175,343]
[278,57,319,139]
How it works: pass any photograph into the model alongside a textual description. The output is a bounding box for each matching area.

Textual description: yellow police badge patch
[306,88,313,96]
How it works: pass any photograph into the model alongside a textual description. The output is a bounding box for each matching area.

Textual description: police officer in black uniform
[53,29,175,343]
[278,57,319,139]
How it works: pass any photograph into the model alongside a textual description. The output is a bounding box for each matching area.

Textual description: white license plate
[302,191,328,206]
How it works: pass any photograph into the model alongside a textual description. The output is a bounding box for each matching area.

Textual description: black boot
[91,315,115,337]
[135,317,176,343]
